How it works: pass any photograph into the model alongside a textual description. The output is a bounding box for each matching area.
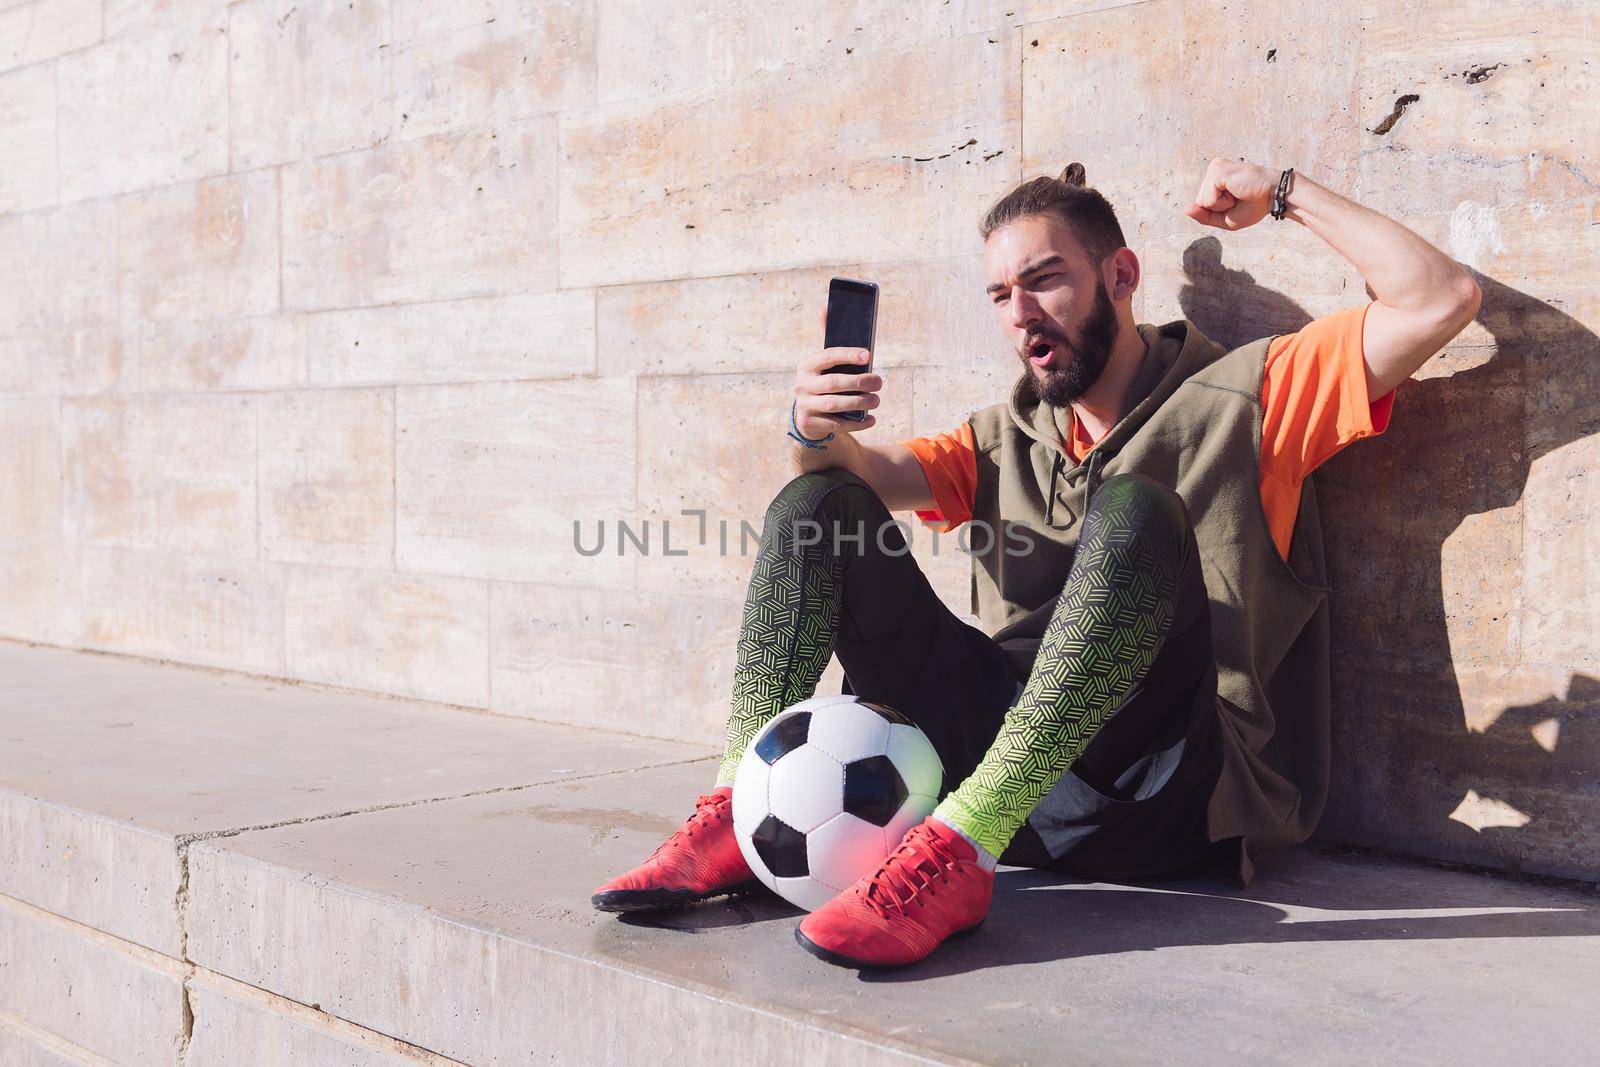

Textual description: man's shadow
[1176,236,1599,878]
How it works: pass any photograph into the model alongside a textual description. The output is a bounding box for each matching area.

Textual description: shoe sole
[793,918,986,970]
[591,878,765,914]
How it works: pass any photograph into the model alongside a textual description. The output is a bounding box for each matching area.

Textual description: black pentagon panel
[855,700,913,726]
[752,814,809,877]
[843,755,908,827]
[755,712,811,765]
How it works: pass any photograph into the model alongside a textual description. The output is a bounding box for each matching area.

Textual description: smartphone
[822,277,879,423]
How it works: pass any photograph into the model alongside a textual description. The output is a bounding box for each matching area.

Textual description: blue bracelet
[788,398,835,449]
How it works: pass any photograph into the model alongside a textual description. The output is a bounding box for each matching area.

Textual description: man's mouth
[1027,336,1058,369]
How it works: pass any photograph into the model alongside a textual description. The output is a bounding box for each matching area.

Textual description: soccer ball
[731,694,944,911]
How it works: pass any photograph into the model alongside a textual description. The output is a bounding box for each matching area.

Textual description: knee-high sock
[715,476,848,785]
[932,476,1189,857]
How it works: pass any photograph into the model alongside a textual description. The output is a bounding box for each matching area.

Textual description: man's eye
[992,295,1008,305]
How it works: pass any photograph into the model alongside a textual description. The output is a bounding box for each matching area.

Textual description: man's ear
[1106,247,1140,301]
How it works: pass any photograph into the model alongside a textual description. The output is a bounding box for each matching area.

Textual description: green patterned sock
[715,476,848,785]
[933,476,1189,858]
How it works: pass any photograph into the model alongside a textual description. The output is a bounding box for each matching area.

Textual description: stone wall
[1,0,1594,879]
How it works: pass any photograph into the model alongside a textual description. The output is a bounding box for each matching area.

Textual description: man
[591,159,1481,969]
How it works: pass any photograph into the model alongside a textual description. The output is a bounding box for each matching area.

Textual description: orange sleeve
[1259,302,1398,558]
[899,422,977,533]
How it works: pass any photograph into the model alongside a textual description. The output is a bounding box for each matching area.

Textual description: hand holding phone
[792,278,882,441]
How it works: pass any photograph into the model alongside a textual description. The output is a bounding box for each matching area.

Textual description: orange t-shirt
[900,303,1396,561]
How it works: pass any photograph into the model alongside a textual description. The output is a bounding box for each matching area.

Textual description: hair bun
[1060,162,1086,187]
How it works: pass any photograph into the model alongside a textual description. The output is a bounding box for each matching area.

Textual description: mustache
[1020,326,1066,355]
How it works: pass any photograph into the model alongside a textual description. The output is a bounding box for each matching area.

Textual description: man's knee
[1089,472,1191,536]
[768,466,878,520]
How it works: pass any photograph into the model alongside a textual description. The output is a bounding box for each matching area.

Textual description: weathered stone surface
[0,64,55,212]
[396,379,636,588]
[0,540,81,646]
[0,898,186,1064]
[80,547,286,675]
[258,388,393,568]
[281,121,559,310]
[185,975,438,1067]
[0,397,59,544]
[597,254,1005,378]
[0,199,115,337]
[62,395,257,557]
[117,170,279,325]
[391,0,595,142]
[284,566,489,707]
[56,8,228,201]
[227,0,390,169]
[1356,0,1600,216]
[560,31,1019,287]
[1522,436,1598,674]
[0,0,101,73]
[130,313,305,392]
[490,581,741,743]
[306,289,595,386]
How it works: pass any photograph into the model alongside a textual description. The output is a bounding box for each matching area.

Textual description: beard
[1019,278,1118,408]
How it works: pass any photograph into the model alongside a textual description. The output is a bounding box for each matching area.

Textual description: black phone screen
[822,278,878,422]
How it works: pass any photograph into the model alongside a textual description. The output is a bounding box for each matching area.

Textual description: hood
[1006,319,1228,523]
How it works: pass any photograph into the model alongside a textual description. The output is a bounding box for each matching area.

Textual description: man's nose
[1007,288,1041,330]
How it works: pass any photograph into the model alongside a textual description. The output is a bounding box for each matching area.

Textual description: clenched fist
[1183,158,1286,231]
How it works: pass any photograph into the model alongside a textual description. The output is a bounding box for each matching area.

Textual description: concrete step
[3,639,1598,1065]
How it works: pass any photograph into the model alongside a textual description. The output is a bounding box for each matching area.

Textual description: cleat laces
[862,824,959,919]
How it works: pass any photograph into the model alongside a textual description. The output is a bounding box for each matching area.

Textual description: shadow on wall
[1176,237,1600,881]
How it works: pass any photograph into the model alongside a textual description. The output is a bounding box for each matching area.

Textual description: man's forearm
[790,427,865,477]
[1283,174,1475,311]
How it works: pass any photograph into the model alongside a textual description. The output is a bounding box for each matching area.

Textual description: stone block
[281,120,559,310]
[258,388,394,569]
[0,0,101,73]
[0,63,55,212]
[0,1021,85,1067]
[395,378,636,588]
[0,199,115,337]
[80,547,286,675]
[560,31,1019,286]
[489,581,741,743]
[130,312,306,392]
[0,397,60,544]
[284,566,489,707]
[0,540,82,645]
[117,169,279,325]
[306,289,595,386]
[1522,436,1598,674]
[185,974,428,1067]
[1356,0,1600,215]
[391,0,595,142]
[0,898,186,1064]
[56,8,228,201]
[62,395,257,558]
[228,0,390,169]
[0,789,183,956]
[596,254,1005,378]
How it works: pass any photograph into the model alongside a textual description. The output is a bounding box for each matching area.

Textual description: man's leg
[595,467,1014,911]
[931,472,1206,862]
[798,472,1216,966]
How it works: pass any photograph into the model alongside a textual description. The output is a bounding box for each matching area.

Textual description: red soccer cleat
[590,785,763,912]
[795,816,994,969]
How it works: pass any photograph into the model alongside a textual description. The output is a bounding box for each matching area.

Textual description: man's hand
[793,306,883,438]
[1183,158,1283,231]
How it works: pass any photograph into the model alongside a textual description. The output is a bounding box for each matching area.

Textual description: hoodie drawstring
[1045,452,1061,525]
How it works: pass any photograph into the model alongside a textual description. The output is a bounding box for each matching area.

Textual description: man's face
[983,215,1119,408]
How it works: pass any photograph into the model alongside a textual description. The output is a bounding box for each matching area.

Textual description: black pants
[799,467,1225,882]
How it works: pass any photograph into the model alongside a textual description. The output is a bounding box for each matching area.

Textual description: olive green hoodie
[965,319,1334,882]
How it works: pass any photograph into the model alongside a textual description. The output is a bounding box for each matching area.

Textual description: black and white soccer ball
[731,694,944,911]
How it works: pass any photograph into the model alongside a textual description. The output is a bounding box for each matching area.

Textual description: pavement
[2,639,1597,1065]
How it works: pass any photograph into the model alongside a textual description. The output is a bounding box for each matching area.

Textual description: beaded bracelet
[1270,167,1295,221]
[787,398,835,449]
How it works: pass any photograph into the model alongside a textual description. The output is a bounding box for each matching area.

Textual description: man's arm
[1185,160,1482,398]
[789,424,939,514]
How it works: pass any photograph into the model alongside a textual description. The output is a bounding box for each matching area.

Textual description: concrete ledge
[3,641,1598,1064]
